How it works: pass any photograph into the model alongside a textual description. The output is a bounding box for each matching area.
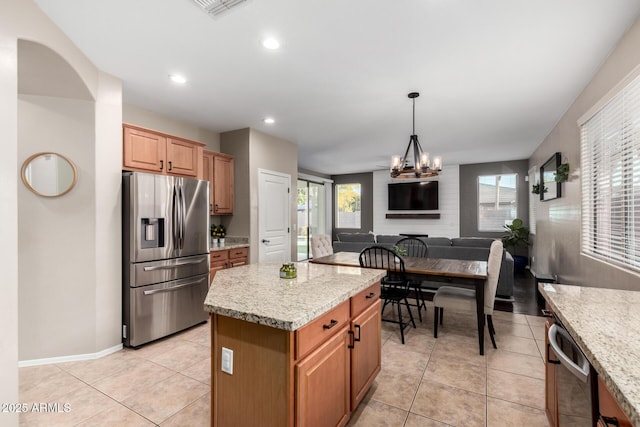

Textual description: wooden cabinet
[203,150,234,215]
[209,247,249,283]
[545,319,559,427]
[210,250,229,282]
[350,300,381,409]
[228,247,248,268]
[203,151,214,214]
[597,376,633,427]
[213,154,234,214]
[210,281,382,426]
[296,325,350,427]
[166,137,200,177]
[123,124,203,178]
[123,126,166,173]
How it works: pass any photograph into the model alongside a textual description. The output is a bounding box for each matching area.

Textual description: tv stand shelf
[385,213,440,219]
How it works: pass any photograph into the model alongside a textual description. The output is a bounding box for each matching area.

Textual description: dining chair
[310,234,334,259]
[359,246,416,344]
[394,237,429,322]
[432,240,504,349]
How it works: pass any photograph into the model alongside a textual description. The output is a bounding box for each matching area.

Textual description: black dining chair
[394,237,429,322]
[359,246,416,344]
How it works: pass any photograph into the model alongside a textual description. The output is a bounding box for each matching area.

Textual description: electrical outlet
[221,347,233,375]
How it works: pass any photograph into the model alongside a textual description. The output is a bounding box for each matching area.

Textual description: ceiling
[33,0,640,176]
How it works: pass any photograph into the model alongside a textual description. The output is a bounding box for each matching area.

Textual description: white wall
[0,5,123,401]
[372,165,460,237]
[0,6,20,421]
[123,103,220,152]
[18,95,97,359]
[1,1,124,422]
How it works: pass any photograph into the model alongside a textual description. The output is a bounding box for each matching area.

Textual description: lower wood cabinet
[350,300,382,409]
[210,282,382,427]
[209,247,248,283]
[296,325,350,427]
[597,376,633,427]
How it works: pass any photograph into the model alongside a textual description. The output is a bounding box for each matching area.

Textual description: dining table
[310,251,489,355]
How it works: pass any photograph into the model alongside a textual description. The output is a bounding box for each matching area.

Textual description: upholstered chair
[432,240,504,348]
[310,234,334,259]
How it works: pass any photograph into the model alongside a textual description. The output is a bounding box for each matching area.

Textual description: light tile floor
[19,303,549,426]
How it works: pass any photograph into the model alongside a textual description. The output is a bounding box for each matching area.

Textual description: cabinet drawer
[228,247,248,260]
[210,250,229,263]
[296,300,350,360]
[350,282,381,317]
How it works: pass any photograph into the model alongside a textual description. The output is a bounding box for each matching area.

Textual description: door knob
[262,239,270,244]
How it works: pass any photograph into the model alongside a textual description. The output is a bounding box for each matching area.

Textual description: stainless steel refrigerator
[122,171,210,348]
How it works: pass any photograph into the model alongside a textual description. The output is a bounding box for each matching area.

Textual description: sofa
[332,233,514,299]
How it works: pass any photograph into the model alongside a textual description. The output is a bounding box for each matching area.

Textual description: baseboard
[18,343,123,367]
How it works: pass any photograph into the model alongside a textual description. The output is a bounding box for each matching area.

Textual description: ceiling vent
[191,0,248,17]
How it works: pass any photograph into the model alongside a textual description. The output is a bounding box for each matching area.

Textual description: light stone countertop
[204,262,386,331]
[210,243,249,252]
[540,283,640,425]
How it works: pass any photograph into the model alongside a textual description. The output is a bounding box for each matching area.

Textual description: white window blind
[580,71,640,273]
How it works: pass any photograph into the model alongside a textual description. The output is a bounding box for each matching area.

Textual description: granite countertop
[539,283,640,425]
[210,243,249,252]
[204,262,385,331]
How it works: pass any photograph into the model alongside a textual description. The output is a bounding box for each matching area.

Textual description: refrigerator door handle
[172,185,180,249]
[179,183,186,250]
[143,258,207,271]
[143,277,206,295]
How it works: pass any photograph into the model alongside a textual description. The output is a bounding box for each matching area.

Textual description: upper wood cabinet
[203,151,214,214]
[123,124,203,178]
[204,150,234,215]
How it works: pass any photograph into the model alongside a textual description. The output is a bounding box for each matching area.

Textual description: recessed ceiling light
[262,38,280,50]
[263,117,275,124]
[169,74,187,84]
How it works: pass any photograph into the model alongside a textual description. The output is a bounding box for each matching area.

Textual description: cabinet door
[166,138,199,177]
[228,247,249,268]
[597,376,633,427]
[213,155,234,214]
[545,319,559,427]
[350,299,381,409]
[296,325,350,427]
[203,151,215,214]
[123,126,166,173]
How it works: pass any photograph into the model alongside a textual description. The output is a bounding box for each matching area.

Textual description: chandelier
[390,92,442,178]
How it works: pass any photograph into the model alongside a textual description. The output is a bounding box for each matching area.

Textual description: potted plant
[212,224,226,246]
[531,183,547,195]
[555,163,570,183]
[501,218,530,273]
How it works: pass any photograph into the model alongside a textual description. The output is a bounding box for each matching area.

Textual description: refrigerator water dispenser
[141,218,164,248]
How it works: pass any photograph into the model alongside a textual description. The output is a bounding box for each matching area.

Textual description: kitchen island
[204,262,386,427]
[540,283,640,426]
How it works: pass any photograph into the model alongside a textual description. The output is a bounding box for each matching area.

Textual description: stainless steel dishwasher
[547,320,597,426]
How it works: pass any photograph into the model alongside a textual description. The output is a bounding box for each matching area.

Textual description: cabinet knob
[159,160,164,170]
[168,161,173,171]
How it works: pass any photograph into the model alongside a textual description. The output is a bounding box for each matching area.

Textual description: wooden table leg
[476,278,485,355]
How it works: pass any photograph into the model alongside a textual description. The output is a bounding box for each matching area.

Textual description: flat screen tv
[388,181,439,210]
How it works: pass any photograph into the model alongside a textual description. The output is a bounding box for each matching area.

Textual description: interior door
[259,169,291,263]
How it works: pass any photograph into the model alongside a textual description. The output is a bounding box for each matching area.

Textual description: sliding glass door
[297,179,326,261]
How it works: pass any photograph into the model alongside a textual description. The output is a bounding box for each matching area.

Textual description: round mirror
[21,152,78,197]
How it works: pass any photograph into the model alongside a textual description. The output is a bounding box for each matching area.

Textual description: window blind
[580,71,640,273]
